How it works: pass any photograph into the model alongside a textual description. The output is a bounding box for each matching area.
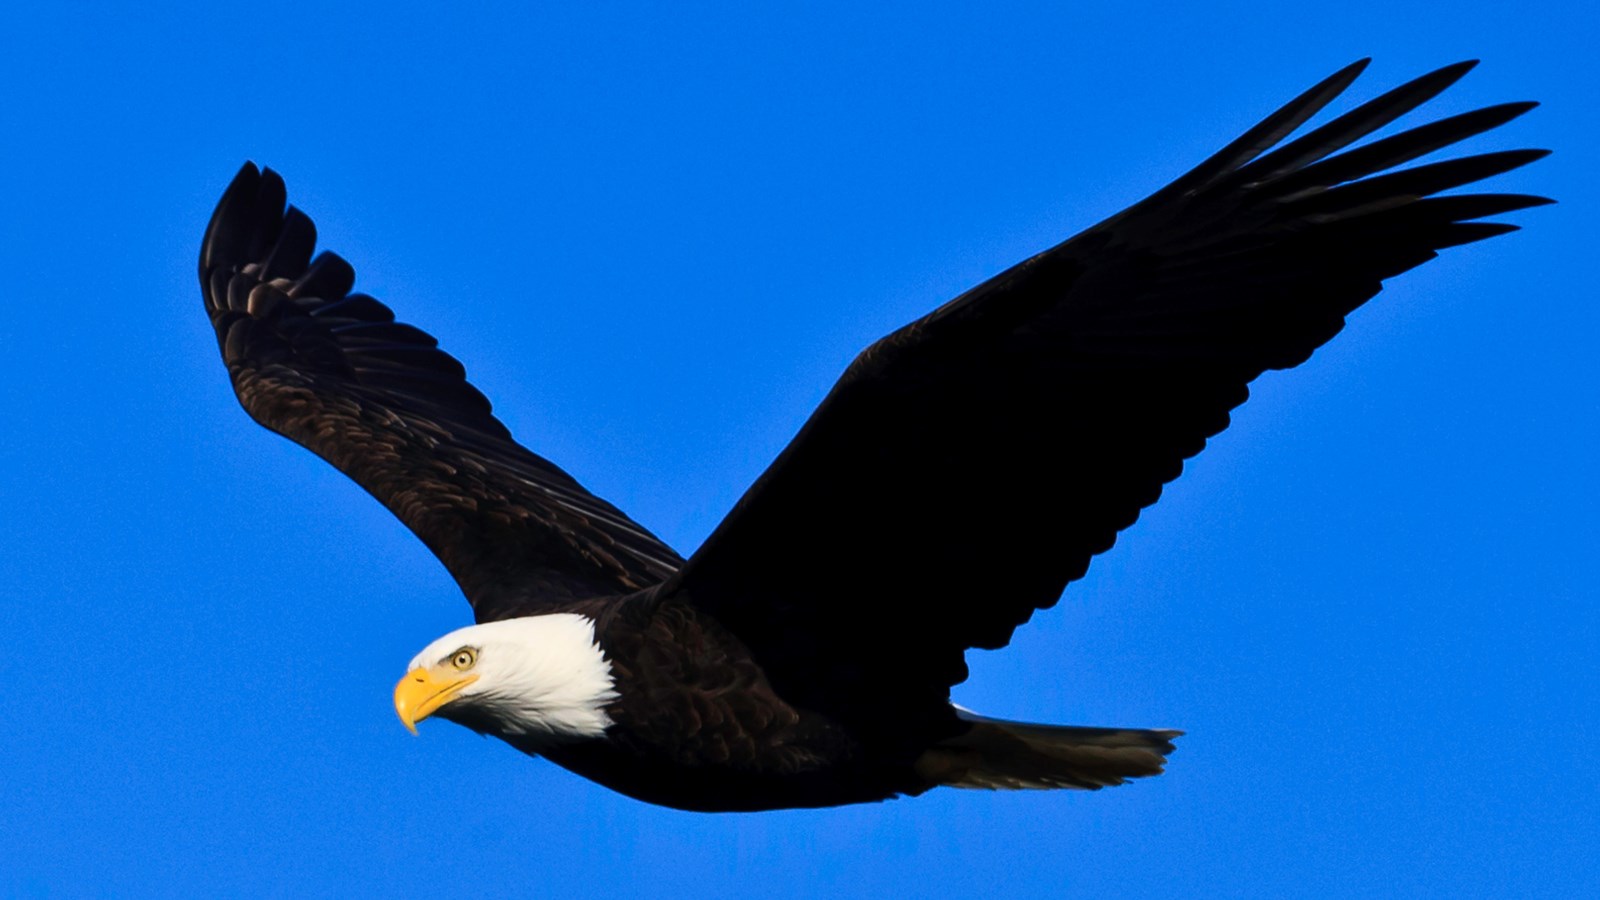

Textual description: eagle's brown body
[539,592,915,812]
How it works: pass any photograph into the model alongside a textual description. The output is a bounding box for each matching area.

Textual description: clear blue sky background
[1,1,1594,896]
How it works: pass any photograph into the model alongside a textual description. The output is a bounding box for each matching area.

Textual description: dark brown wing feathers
[200,166,682,620]
[663,61,1548,733]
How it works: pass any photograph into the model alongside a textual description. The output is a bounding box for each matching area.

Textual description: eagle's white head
[392,614,619,748]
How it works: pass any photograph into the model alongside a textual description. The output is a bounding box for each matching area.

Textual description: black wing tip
[1392,59,1481,107]
[258,164,285,194]
[1437,220,1523,249]
[1315,57,1371,102]
[1334,57,1373,81]
[1455,147,1553,177]
[201,164,256,272]
[1497,147,1555,170]
[200,161,291,280]
[1492,99,1541,120]
[1431,58,1481,80]
[230,160,284,187]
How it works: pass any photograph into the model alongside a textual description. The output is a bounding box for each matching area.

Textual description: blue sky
[1,1,1595,896]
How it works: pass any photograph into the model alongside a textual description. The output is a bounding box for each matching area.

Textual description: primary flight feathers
[201,60,1546,811]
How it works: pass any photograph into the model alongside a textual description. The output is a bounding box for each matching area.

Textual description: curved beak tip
[393,667,478,736]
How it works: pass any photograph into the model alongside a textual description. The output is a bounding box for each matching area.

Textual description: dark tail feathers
[917,708,1181,791]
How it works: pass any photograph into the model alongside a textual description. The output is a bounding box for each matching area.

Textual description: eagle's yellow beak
[394,667,479,735]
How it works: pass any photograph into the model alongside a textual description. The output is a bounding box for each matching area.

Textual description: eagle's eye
[450,648,477,671]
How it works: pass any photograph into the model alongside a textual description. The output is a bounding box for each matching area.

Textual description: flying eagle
[199,60,1546,812]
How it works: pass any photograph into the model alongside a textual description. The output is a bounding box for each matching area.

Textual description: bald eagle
[199,60,1546,812]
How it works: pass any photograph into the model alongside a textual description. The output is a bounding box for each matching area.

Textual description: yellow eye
[450,648,477,670]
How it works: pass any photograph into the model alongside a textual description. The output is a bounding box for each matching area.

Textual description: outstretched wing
[664,60,1549,734]
[200,165,682,621]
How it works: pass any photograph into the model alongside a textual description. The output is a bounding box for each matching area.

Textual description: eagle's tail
[917,708,1181,791]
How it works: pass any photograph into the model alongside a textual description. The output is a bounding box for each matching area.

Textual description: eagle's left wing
[201,165,682,621]
[660,60,1548,740]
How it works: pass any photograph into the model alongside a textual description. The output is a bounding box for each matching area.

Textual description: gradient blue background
[1,1,1594,896]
